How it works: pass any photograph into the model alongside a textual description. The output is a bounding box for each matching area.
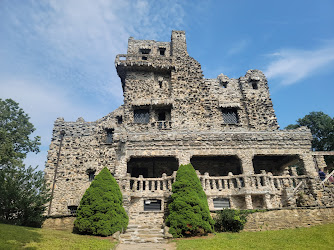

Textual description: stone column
[177,152,191,166]
[300,154,318,177]
[245,194,253,209]
[114,155,128,178]
[239,153,254,175]
[264,193,272,209]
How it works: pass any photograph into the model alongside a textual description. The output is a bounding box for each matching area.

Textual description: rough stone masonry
[44,31,334,224]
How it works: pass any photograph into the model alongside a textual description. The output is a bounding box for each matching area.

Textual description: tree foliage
[214,209,247,232]
[286,111,334,170]
[0,164,50,227]
[74,167,128,236]
[0,98,50,227]
[0,98,40,167]
[166,164,214,237]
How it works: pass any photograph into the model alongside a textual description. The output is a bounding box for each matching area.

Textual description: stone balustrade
[151,121,172,130]
[117,171,310,197]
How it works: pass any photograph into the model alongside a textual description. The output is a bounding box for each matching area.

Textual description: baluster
[139,175,143,191]
[218,179,223,190]
[145,180,149,191]
[212,179,217,190]
[236,178,241,188]
[162,173,167,190]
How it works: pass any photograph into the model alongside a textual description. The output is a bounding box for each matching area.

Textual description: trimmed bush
[214,209,247,232]
[74,167,128,236]
[166,164,214,237]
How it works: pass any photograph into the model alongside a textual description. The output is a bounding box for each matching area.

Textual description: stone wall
[244,207,334,231]
[43,216,76,231]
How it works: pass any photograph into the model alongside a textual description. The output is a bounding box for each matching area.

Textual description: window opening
[159,48,166,56]
[222,82,228,88]
[251,81,258,89]
[222,108,239,124]
[158,112,166,121]
[213,198,230,209]
[159,80,163,88]
[144,199,161,211]
[134,109,150,123]
[140,49,151,54]
[68,205,78,215]
[87,169,96,182]
[117,116,123,124]
[106,129,114,144]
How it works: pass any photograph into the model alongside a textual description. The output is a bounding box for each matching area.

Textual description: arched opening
[252,155,305,176]
[190,155,242,176]
[127,156,179,177]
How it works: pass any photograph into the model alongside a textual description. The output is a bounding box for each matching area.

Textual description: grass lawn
[0,223,117,250]
[176,223,334,250]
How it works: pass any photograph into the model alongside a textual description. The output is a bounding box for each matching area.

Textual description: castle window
[159,48,166,56]
[222,82,228,88]
[68,205,78,215]
[87,169,96,182]
[213,198,230,209]
[117,116,123,124]
[159,80,163,88]
[222,108,239,124]
[158,112,166,121]
[134,109,150,124]
[144,199,161,211]
[140,49,151,54]
[251,81,258,89]
[106,129,114,144]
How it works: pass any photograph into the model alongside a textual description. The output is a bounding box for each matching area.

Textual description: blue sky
[1,0,334,171]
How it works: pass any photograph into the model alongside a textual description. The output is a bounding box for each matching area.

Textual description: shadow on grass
[0,223,42,249]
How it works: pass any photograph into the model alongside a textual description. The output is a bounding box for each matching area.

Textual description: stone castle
[45,31,333,222]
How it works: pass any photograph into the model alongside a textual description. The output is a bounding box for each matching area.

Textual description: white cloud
[0,0,187,171]
[265,42,334,85]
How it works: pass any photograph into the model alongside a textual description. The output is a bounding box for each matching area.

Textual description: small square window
[106,129,114,144]
[134,109,150,123]
[159,48,166,56]
[68,205,78,215]
[222,108,238,124]
[117,116,123,124]
[140,49,151,54]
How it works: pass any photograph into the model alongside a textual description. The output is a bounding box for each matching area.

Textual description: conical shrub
[166,164,214,237]
[74,167,128,236]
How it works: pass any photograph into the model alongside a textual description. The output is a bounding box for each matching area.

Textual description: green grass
[176,223,334,250]
[0,223,117,250]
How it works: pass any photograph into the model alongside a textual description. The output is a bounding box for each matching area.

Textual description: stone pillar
[264,193,272,209]
[115,156,128,178]
[239,153,254,175]
[177,152,191,166]
[245,194,253,209]
[300,154,318,177]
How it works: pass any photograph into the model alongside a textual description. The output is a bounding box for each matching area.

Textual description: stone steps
[119,223,167,244]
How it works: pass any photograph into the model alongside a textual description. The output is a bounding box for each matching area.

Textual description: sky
[1,0,334,171]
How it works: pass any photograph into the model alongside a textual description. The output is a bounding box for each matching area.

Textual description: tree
[286,111,334,170]
[166,164,214,237]
[0,98,40,167]
[0,164,50,227]
[74,167,129,236]
[0,98,49,227]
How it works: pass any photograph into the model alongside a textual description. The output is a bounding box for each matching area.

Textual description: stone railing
[115,54,172,69]
[118,171,310,196]
[151,121,172,130]
[118,172,177,195]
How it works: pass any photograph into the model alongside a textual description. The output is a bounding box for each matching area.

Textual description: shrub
[74,167,128,236]
[214,209,247,232]
[166,164,214,237]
